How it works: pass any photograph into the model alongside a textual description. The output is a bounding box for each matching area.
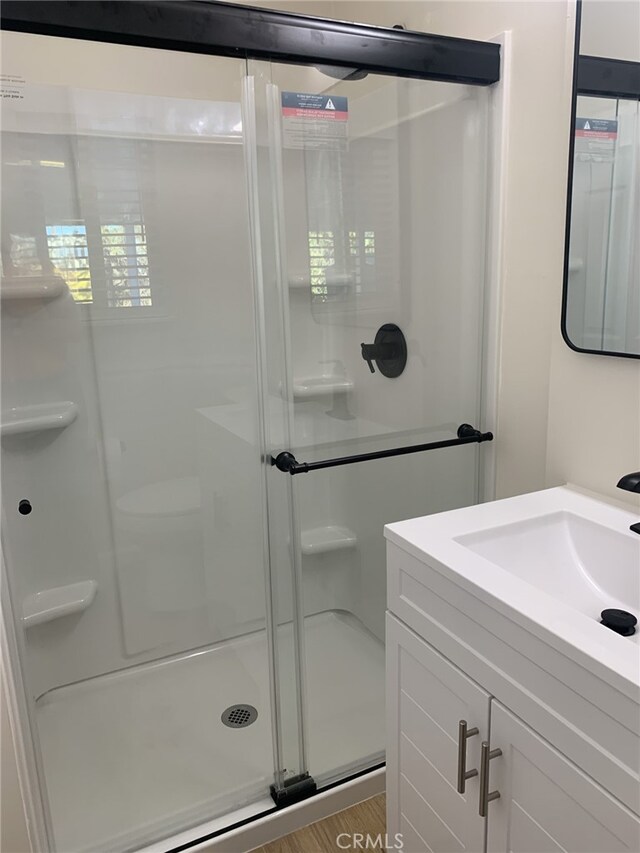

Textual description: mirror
[563,0,640,358]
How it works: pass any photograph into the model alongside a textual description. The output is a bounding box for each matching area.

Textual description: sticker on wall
[281,92,348,150]
[575,117,618,162]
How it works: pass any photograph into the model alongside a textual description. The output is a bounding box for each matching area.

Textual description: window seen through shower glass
[299,136,391,306]
[308,228,376,296]
[2,135,154,308]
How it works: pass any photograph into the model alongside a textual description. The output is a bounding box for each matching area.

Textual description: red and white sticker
[575,117,618,162]
[281,92,348,150]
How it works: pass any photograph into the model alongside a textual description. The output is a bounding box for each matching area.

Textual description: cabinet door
[487,701,640,853]
[387,613,490,853]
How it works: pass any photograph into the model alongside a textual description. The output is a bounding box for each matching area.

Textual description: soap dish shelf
[1,401,78,436]
[288,274,355,291]
[23,580,97,628]
[301,526,357,556]
[289,275,311,290]
[1,275,67,301]
[292,378,354,399]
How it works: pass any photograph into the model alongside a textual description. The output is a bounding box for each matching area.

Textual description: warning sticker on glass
[1,74,25,101]
[575,117,618,162]
[281,92,348,150]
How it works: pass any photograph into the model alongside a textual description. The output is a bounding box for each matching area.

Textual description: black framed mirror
[562,0,640,359]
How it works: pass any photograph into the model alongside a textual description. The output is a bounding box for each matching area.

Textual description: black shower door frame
[2,0,500,86]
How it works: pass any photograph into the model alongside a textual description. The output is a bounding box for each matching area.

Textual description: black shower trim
[577,55,640,101]
[1,0,500,86]
[272,424,494,475]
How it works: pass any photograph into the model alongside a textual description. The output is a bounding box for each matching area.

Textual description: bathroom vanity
[385,487,640,852]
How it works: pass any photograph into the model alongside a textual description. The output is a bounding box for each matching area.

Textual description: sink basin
[385,486,640,691]
[456,510,639,620]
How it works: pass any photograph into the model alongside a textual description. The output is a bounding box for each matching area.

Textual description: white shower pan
[35,611,384,853]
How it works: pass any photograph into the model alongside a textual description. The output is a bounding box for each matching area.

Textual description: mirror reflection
[563,0,640,357]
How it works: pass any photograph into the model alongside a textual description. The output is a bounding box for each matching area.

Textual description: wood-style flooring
[256,794,387,853]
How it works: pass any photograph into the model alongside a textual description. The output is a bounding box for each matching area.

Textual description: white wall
[580,0,640,62]
[546,344,640,505]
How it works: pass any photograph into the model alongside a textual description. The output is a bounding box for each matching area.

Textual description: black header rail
[577,55,640,100]
[1,1,500,86]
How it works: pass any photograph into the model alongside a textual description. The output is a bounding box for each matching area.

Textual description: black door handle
[272,424,494,474]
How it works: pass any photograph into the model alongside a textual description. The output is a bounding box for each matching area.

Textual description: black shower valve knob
[360,324,407,378]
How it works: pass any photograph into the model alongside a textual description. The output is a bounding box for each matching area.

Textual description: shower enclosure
[0,4,499,851]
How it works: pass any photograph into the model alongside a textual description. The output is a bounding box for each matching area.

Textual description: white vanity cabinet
[387,614,640,853]
[386,524,640,853]
[386,614,489,852]
[487,702,640,853]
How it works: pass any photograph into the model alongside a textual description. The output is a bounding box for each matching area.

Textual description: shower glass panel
[0,33,288,852]
[249,60,489,786]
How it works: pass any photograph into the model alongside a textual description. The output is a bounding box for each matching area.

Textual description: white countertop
[385,486,640,699]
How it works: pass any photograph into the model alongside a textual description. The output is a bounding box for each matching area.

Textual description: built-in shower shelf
[301,525,357,556]
[288,275,311,290]
[1,275,67,301]
[292,377,354,398]
[23,580,97,628]
[1,401,78,437]
[288,274,355,291]
[568,258,584,273]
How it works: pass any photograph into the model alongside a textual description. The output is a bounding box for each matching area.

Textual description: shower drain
[221,704,258,728]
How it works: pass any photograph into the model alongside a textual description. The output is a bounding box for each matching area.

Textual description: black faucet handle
[360,343,377,373]
[617,471,640,493]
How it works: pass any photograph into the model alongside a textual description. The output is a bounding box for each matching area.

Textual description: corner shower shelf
[289,275,311,290]
[23,580,97,628]
[1,275,67,301]
[301,525,357,556]
[1,401,78,437]
[292,377,354,399]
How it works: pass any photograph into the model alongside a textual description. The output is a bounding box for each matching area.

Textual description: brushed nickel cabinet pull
[457,720,479,794]
[479,741,502,816]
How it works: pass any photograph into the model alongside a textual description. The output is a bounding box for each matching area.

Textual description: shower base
[35,610,384,853]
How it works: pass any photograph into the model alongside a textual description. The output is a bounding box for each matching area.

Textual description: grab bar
[271,423,493,475]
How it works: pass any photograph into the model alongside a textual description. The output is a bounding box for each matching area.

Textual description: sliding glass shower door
[1,8,496,850]
[1,33,295,852]
[248,58,490,789]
